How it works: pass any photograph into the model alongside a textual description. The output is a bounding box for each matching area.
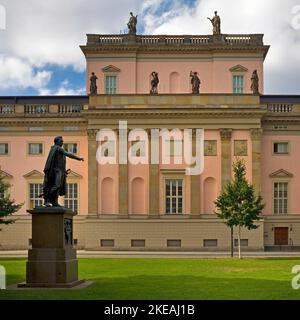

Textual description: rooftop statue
[90,72,98,95]
[251,70,260,95]
[42,136,84,207]
[127,12,138,34]
[190,71,201,94]
[207,11,221,35]
[150,71,159,95]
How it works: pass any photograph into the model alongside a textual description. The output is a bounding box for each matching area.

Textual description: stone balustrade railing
[87,34,264,46]
[25,104,49,114]
[0,105,15,114]
[267,104,293,113]
[0,104,85,115]
[58,104,83,113]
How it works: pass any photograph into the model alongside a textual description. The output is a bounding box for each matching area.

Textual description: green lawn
[0,258,300,300]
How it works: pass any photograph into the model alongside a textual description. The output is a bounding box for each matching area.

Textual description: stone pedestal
[18,207,84,288]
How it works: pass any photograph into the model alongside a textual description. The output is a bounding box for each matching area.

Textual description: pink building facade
[0,32,300,251]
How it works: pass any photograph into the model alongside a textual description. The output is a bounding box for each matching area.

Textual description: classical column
[148,129,160,217]
[220,129,232,190]
[191,130,200,217]
[251,128,263,194]
[87,129,98,215]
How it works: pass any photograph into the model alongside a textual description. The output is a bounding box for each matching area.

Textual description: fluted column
[87,129,98,215]
[251,128,263,194]
[220,129,232,190]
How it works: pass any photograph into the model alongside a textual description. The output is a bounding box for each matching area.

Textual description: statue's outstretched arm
[59,147,84,161]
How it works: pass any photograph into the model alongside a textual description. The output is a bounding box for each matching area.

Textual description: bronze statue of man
[150,71,159,95]
[251,70,259,95]
[190,71,201,94]
[42,136,84,207]
[207,11,221,35]
[127,12,138,34]
[90,72,98,95]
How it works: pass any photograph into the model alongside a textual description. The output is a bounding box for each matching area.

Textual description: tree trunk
[238,225,241,259]
[231,226,234,258]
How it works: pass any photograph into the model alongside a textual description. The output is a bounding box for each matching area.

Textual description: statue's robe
[43,146,80,200]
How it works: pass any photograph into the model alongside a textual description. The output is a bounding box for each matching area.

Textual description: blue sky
[0,0,300,95]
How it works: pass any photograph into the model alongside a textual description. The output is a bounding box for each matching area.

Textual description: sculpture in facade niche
[90,72,98,95]
[150,72,159,95]
[127,12,138,34]
[190,71,201,94]
[251,70,260,95]
[42,136,84,207]
[207,11,221,35]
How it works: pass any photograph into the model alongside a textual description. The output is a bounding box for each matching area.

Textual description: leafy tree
[0,172,22,227]
[214,158,265,258]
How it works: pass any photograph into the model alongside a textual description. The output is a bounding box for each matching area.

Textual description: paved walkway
[0,250,300,258]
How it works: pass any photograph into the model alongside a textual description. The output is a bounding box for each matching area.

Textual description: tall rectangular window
[0,143,8,155]
[29,183,43,209]
[105,76,117,94]
[64,143,78,154]
[165,179,183,214]
[65,183,78,213]
[273,142,289,154]
[233,75,244,94]
[28,143,43,155]
[274,182,288,214]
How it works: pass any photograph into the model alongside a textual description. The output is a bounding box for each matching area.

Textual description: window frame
[63,142,79,155]
[104,74,118,95]
[28,182,44,209]
[64,182,79,214]
[163,174,185,215]
[27,142,44,156]
[272,141,290,155]
[0,142,9,156]
[232,74,245,94]
[272,181,289,215]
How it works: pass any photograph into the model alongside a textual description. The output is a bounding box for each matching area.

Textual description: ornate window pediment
[23,170,44,179]
[102,65,121,73]
[67,170,82,179]
[269,169,293,178]
[229,65,248,73]
[0,170,13,179]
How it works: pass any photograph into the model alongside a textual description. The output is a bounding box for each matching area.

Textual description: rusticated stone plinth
[18,207,84,288]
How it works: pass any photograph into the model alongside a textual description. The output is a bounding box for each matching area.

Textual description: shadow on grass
[0,274,299,300]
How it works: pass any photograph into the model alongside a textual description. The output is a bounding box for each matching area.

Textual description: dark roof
[0,96,89,104]
[260,95,300,103]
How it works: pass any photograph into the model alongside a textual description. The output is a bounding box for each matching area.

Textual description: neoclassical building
[0,31,300,251]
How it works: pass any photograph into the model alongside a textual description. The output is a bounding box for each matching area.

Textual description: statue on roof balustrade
[207,11,221,35]
[127,12,138,34]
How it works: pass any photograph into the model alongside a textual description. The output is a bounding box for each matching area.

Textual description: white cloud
[0,55,52,90]
[38,79,85,96]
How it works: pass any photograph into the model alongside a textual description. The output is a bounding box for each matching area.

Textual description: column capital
[87,129,98,140]
[251,128,263,141]
[220,129,232,141]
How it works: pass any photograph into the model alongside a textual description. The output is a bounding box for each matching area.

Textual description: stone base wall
[0,214,266,251]
[2,214,300,251]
